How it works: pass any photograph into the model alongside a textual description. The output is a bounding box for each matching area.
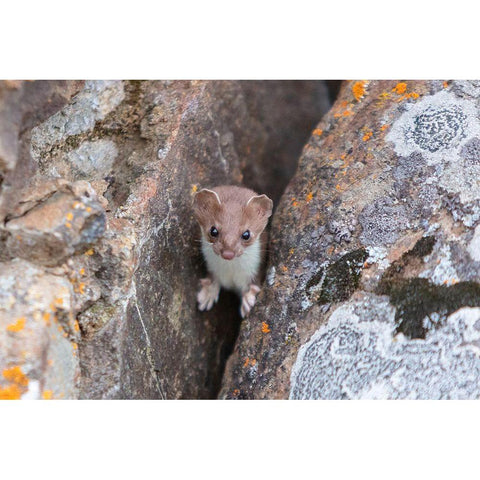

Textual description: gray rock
[220,80,480,400]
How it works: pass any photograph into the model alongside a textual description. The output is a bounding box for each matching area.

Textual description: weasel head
[193,186,273,261]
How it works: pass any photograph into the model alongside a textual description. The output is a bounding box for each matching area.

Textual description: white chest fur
[201,237,261,295]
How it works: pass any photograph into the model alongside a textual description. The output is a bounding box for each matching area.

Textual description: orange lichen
[42,390,53,400]
[7,317,26,332]
[306,192,313,203]
[55,297,64,306]
[281,265,288,272]
[392,82,407,94]
[313,128,323,136]
[380,124,389,131]
[72,342,78,350]
[289,248,295,256]
[291,198,298,207]
[43,312,51,326]
[397,92,419,102]
[376,91,392,107]
[85,248,94,256]
[65,222,72,229]
[243,357,257,368]
[79,268,85,276]
[77,283,86,295]
[352,81,367,101]
[74,320,80,332]
[261,322,271,334]
[66,212,74,221]
[3,366,29,387]
[191,184,198,195]
[86,207,92,213]
[333,99,355,119]
[232,389,240,396]
[0,384,21,400]
[362,131,373,141]
[443,81,449,88]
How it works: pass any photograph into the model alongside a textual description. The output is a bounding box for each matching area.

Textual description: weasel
[193,185,273,318]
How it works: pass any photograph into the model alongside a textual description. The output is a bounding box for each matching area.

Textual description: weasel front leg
[240,284,261,318]
[197,276,220,311]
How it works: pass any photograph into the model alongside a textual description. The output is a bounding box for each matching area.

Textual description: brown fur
[193,185,273,262]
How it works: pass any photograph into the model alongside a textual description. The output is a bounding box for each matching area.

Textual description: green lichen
[377,236,480,338]
[306,248,368,305]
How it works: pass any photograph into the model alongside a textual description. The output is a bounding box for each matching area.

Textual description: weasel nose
[221,250,235,260]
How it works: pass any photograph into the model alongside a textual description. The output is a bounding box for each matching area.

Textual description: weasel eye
[210,226,219,237]
[241,230,251,240]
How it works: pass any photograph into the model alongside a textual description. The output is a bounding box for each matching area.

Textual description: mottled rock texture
[0,80,330,399]
[220,80,480,400]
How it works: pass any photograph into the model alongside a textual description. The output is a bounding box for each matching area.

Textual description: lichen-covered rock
[0,259,79,400]
[220,80,480,399]
[5,181,106,266]
[0,80,329,399]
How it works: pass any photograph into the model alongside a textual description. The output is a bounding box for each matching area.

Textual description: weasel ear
[193,189,222,220]
[246,194,273,219]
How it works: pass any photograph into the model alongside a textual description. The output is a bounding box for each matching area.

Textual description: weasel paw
[197,278,220,311]
[240,284,261,318]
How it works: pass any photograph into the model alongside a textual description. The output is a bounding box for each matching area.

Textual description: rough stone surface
[0,81,84,220]
[0,80,329,399]
[290,298,480,400]
[5,183,106,266]
[0,259,79,399]
[220,80,480,400]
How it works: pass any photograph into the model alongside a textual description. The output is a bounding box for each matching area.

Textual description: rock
[0,80,330,399]
[0,81,83,221]
[0,259,79,400]
[220,80,480,399]
[5,182,106,266]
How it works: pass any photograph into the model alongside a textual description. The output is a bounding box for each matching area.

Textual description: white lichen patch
[366,245,390,269]
[21,379,40,400]
[419,243,459,286]
[468,225,480,262]
[388,91,480,226]
[290,294,480,399]
[301,298,312,311]
[387,91,480,165]
[31,81,125,161]
[66,139,118,179]
[266,266,276,287]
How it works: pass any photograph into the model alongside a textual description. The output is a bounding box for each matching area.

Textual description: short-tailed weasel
[193,185,273,318]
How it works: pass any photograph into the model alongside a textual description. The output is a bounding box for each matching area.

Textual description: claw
[197,277,220,311]
[240,284,261,318]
